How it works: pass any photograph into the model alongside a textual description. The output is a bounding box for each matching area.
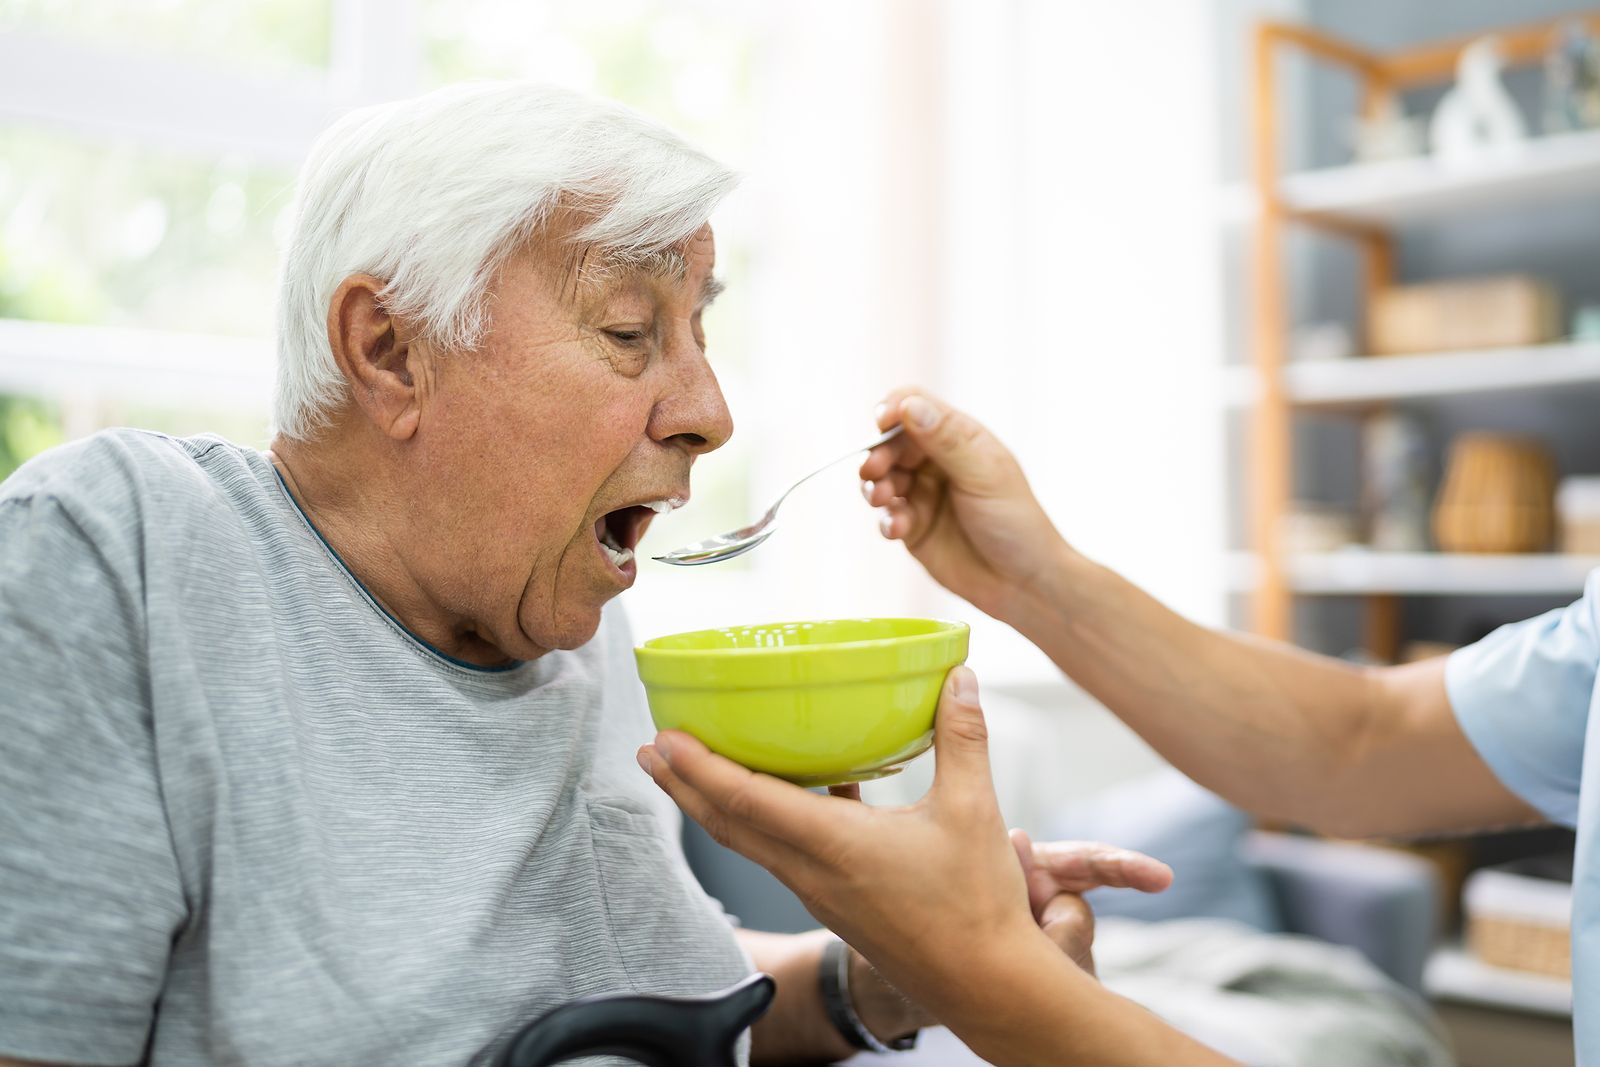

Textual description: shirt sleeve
[0,488,188,1066]
[1445,570,1600,828]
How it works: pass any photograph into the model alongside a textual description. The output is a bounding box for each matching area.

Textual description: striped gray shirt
[0,430,751,1066]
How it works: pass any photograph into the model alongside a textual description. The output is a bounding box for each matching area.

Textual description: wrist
[819,939,919,1053]
[999,537,1089,637]
[937,929,1101,1064]
[847,947,928,1044]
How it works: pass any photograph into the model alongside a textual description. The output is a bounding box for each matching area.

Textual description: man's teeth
[597,499,680,569]
[598,523,634,567]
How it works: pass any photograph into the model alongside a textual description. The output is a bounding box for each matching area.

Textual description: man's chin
[522,600,614,655]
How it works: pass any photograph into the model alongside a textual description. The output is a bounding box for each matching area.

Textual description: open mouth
[594,497,685,573]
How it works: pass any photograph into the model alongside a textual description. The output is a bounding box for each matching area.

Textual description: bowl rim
[636,617,969,657]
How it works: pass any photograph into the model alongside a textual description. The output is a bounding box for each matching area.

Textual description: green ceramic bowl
[635,618,969,786]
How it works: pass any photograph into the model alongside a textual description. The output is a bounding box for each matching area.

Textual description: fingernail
[873,402,889,426]
[878,511,894,537]
[861,479,875,503]
[636,746,654,773]
[903,396,938,430]
[654,733,676,764]
[949,665,978,702]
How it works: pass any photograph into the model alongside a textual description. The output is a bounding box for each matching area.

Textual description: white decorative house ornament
[1430,36,1529,163]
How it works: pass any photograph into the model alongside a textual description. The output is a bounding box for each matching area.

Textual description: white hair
[272,81,738,440]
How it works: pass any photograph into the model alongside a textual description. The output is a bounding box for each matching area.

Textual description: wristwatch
[818,938,919,1053]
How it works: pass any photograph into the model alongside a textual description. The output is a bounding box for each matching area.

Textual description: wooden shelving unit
[1245,13,1600,655]
[1237,18,1595,1054]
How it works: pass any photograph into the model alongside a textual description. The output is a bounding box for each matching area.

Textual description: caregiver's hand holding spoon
[638,669,1233,1066]
[861,392,1070,627]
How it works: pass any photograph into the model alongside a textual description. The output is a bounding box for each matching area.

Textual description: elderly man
[1,83,972,1066]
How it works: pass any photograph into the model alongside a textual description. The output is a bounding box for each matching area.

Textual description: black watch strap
[818,938,918,1053]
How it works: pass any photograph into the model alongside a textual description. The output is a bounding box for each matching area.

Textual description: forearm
[735,925,1235,1067]
[738,923,1235,1067]
[1007,544,1517,836]
[871,390,1517,834]
[738,929,918,1065]
[739,929,851,1064]
[910,932,1238,1067]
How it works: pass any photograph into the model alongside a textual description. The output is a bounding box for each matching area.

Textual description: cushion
[1047,768,1284,932]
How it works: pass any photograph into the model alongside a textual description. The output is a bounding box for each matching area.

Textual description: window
[1,126,292,337]
[0,2,1225,694]
[5,0,333,73]
[0,0,785,633]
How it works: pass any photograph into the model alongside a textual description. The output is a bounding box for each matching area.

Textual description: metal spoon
[651,424,905,566]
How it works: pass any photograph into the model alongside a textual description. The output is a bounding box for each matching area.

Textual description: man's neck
[267,431,515,668]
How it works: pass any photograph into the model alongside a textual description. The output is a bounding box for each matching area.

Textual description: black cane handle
[492,973,776,1067]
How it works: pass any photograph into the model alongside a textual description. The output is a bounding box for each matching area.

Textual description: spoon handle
[770,424,904,513]
[859,424,906,451]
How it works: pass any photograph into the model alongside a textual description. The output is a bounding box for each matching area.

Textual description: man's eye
[605,329,646,345]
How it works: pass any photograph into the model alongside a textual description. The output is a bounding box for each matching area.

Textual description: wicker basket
[1467,915,1572,979]
[1463,863,1572,980]
[1367,275,1561,355]
[1432,434,1557,554]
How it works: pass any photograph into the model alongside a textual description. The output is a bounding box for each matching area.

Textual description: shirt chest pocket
[583,794,752,997]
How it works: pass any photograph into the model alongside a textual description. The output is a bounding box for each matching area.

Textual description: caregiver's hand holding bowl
[636,667,1222,1066]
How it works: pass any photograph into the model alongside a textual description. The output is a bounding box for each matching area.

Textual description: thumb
[898,395,1005,490]
[931,666,994,799]
[1009,828,1036,882]
[1010,828,1054,922]
[1038,892,1097,976]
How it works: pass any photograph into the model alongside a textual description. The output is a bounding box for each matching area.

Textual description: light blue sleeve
[1445,570,1600,828]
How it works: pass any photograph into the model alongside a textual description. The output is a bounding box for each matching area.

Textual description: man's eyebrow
[700,275,726,308]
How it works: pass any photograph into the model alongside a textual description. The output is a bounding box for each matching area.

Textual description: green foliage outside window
[0,395,63,482]
[0,0,332,75]
[0,127,292,337]
[0,241,63,482]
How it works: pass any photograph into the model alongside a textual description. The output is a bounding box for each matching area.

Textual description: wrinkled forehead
[562,241,723,307]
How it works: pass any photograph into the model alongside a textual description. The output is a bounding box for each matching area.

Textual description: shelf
[1221,341,1600,410]
[1219,128,1600,229]
[1425,945,1572,1018]
[1226,551,1600,596]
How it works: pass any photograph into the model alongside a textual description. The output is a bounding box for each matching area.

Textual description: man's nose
[651,340,734,456]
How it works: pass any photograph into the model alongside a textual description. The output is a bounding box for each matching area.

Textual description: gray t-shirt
[0,429,752,1066]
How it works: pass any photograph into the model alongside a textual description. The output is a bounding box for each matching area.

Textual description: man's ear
[326,273,423,441]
